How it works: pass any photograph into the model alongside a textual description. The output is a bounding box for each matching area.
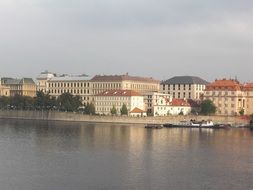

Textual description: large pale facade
[204,79,253,116]
[91,74,160,95]
[94,89,146,116]
[1,78,36,97]
[160,76,209,100]
[0,81,10,96]
[47,75,92,104]
[36,71,55,93]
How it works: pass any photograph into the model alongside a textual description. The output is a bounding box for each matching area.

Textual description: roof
[169,98,191,107]
[130,107,145,113]
[162,76,209,85]
[49,75,92,82]
[1,78,35,85]
[95,89,142,97]
[36,71,55,80]
[205,79,241,91]
[91,74,160,83]
[242,83,253,91]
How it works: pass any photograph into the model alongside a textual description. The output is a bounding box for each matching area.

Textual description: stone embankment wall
[0,110,248,126]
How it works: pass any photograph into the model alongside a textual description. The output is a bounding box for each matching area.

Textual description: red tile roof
[95,89,142,96]
[242,83,253,91]
[169,98,191,107]
[205,79,241,91]
[130,107,145,113]
[91,74,160,83]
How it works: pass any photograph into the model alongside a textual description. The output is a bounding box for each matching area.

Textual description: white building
[144,92,192,116]
[144,92,172,116]
[94,89,146,116]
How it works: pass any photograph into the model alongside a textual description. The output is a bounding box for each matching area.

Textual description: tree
[84,102,96,115]
[57,93,82,112]
[34,91,56,110]
[110,105,117,115]
[200,99,216,115]
[120,104,128,115]
[239,108,244,116]
[0,96,10,109]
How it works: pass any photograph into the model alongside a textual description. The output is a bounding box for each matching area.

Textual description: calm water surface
[0,119,253,190]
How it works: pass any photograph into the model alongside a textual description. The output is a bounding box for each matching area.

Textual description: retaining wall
[0,110,248,126]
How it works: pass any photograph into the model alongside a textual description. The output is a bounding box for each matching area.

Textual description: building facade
[0,81,10,96]
[47,75,92,104]
[94,89,146,116]
[144,92,171,116]
[203,79,253,116]
[91,74,160,95]
[1,78,36,97]
[36,71,55,93]
[160,76,209,100]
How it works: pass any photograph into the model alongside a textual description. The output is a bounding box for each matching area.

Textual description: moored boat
[163,120,229,129]
[145,124,163,129]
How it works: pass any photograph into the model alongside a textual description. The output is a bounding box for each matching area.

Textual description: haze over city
[0,0,253,82]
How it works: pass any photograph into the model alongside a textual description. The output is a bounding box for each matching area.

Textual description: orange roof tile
[205,79,241,91]
[130,107,145,113]
[169,98,191,107]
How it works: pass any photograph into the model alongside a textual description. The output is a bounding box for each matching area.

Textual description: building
[91,74,160,95]
[242,83,253,115]
[204,79,252,116]
[160,76,209,100]
[36,71,55,93]
[144,92,171,116]
[94,89,146,116]
[0,80,10,96]
[1,78,36,97]
[144,92,192,116]
[47,74,92,104]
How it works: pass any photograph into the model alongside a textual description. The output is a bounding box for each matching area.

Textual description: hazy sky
[0,0,253,82]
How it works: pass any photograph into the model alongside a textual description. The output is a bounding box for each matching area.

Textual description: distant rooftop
[1,77,35,85]
[50,75,92,82]
[162,76,209,85]
[91,74,160,83]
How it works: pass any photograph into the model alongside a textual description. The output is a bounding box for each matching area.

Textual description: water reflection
[0,119,253,190]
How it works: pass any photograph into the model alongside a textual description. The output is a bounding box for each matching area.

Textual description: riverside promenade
[0,110,248,126]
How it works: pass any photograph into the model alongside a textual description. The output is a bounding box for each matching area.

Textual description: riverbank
[0,110,249,126]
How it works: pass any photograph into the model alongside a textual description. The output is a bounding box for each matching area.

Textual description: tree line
[0,91,95,114]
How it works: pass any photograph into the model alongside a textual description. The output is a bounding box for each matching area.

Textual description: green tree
[239,108,244,116]
[34,91,55,110]
[120,104,128,115]
[0,96,10,109]
[110,105,117,115]
[200,99,216,115]
[57,93,82,112]
[84,102,96,115]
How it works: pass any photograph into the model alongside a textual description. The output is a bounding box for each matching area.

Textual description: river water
[0,119,253,190]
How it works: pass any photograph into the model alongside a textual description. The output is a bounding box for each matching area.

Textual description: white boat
[164,120,214,128]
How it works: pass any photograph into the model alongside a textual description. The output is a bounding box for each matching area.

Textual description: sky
[0,0,253,82]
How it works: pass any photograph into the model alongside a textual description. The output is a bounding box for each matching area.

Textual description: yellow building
[94,89,146,116]
[1,78,36,97]
[47,75,92,104]
[0,81,10,96]
[204,79,253,116]
[242,83,253,115]
[91,74,160,95]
